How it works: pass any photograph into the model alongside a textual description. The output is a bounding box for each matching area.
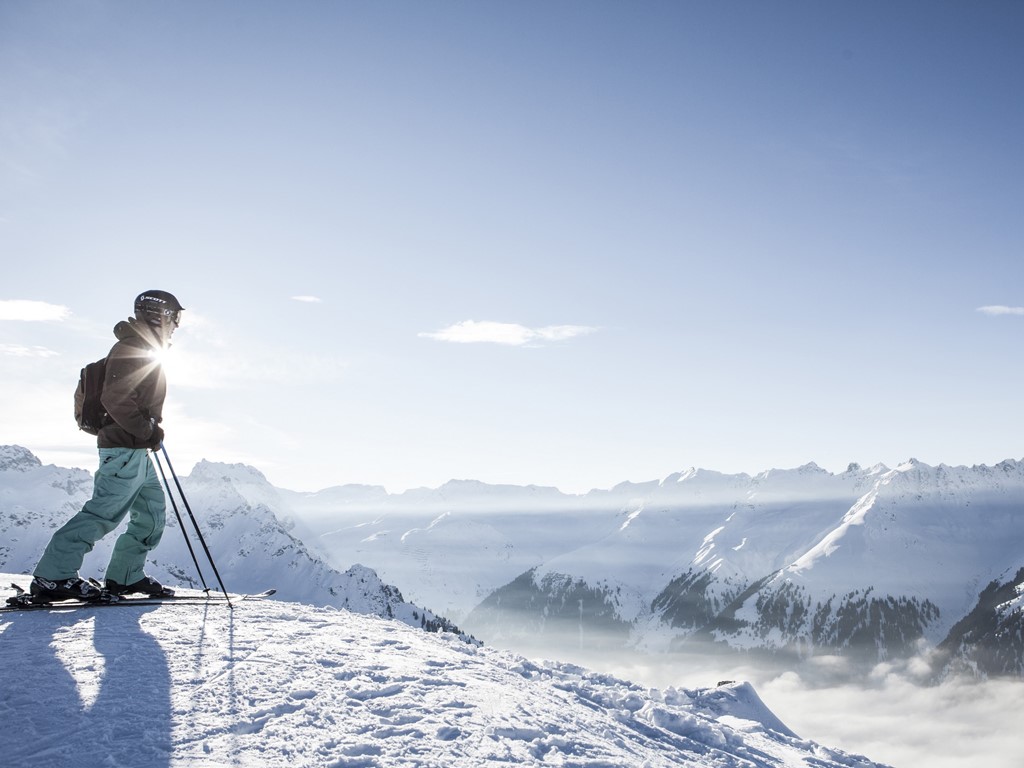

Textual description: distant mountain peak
[187,459,272,486]
[752,462,830,484]
[0,445,42,472]
[896,457,927,471]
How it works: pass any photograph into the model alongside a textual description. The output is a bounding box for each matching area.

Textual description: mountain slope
[303,484,622,624]
[0,446,465,637]
[455,460,1024,675]
[701,460,1024,663]
[935,565,1024,678]
[0,576,889,768]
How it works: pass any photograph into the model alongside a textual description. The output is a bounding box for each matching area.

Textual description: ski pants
[34,447,166,585]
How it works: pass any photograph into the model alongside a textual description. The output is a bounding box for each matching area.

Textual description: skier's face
[146,312,180,348]
[161,312,180,345]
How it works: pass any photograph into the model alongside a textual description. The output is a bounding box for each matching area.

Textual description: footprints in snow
[339,636,472,753]
[226,631,476,764]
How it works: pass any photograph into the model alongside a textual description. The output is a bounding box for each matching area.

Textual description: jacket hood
[113,317,163,348]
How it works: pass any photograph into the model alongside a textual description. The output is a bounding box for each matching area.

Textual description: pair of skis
[2,582,276,613]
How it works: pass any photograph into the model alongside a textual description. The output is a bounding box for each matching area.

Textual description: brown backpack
[73,358,109,435]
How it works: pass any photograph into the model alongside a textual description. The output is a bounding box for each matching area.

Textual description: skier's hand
[147,424,165,450]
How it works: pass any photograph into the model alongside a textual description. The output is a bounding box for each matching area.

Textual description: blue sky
[2,1,1022,493]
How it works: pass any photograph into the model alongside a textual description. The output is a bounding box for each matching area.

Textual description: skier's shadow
[0,605,172,768]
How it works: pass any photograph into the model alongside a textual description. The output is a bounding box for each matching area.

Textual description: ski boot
[105,575,175,598]
[28,577,111,604]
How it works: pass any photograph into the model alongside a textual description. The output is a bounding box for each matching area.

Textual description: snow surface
[0,576,888,768]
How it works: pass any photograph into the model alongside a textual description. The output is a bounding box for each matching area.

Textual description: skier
[30,290,184,602]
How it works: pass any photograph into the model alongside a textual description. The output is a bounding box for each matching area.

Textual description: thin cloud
[291,296,323,303]
[420,320,598,346]
[0,343,59,357]
[0,299,71,321]
[976,305,1024,316]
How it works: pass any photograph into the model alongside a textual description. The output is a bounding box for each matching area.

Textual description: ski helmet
[134,290,184,327]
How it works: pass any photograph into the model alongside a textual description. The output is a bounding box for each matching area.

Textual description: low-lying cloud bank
[520,644,1019,768]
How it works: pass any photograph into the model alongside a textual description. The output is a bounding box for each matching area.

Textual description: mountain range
[3,445,1022,680]
[0,445,467,639]
[283,458,1024,680]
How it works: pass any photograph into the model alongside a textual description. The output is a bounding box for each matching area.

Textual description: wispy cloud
[0,299,71,321]
[977,305,1024,316]
[291,295,323,303]
[0,343,59,357]
[420,320,598,346]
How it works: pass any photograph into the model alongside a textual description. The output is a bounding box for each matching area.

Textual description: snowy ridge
[0,447,467,639]
[0,576,889,768]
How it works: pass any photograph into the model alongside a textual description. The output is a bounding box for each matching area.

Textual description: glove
[147,424,165,450]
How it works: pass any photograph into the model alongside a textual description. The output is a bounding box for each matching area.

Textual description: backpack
[74,357,109,435]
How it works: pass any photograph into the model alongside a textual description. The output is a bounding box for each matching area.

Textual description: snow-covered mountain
[283,478,622,630]
[0,576,890,768]
[935,565,1024,679]
[0,445,466,638]
[472,460,1024,677]
[4,446,1022,680]
[284,458,1024,679]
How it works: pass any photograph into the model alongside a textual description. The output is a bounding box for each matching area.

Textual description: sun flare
[147,345,174,372]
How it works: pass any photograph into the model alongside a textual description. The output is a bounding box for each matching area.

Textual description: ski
[2,583,276,613]
[84,578,276,603]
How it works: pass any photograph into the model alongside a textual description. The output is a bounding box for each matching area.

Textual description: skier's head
[134,290,184,343]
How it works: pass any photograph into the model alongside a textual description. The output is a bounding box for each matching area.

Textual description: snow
[4,446,1022,767]
[0,576,887,768]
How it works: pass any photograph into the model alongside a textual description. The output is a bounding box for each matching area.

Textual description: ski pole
[160,444,233,605]
[151,449,210,593]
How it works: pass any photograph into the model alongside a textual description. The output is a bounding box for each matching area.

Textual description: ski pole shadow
[0,604,172,768]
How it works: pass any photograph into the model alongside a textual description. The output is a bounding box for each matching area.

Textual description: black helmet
[134,290,184,327]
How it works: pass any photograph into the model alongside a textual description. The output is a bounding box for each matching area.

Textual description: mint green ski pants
[34,447,166,585]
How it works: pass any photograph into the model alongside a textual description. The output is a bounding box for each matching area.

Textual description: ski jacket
[97,318,167,449]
